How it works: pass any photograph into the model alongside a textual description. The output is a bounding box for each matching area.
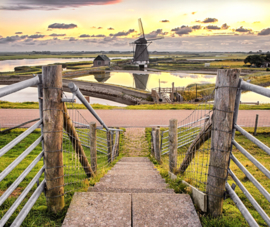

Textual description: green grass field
[145,127,270,227]
[1,101,270,110]
[0,128,124,226]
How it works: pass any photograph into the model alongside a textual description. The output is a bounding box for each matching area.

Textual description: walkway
[62,157,201,226]
[1,109,269,128]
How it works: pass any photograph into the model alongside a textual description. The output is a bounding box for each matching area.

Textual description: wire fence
[60,93,121,195]
[160,102,212,193]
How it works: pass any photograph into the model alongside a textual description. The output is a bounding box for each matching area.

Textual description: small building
[93,55,110,67]
[204,63,210,67]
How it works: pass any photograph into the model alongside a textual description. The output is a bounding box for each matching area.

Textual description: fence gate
[0,66,121,226]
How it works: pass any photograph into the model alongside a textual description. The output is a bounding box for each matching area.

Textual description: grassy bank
[1,101,270,110]
[145,127,270,226]
[0,128,125,226]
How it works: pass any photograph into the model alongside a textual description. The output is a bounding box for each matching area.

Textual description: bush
[266,68,270,71]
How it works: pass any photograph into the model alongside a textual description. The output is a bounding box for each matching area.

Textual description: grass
[1,101,270,110]
[145,126,270,226]
[0,127,125,226]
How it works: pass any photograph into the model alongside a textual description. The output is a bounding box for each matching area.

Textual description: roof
[94,55,110,61]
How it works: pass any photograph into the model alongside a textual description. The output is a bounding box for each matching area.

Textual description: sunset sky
[0,0,270,52]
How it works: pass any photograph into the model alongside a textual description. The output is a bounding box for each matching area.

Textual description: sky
[0,0,270,52]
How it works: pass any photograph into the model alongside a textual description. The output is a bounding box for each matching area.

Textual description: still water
[1,70,269,105]
[76,71,216,91]
[0,57,132,72]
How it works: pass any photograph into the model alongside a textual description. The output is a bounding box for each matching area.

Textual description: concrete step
[119,157,150,162]
[88,186,175,194]
[62,192,201,227]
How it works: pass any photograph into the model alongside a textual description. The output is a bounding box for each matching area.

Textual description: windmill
[131,18,163,69]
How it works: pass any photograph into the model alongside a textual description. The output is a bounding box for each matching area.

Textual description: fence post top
[90,122,96,126]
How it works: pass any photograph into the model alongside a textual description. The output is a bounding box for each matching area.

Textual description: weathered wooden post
[155,127,161,164]
[206,69,240,217]
[169,119,178,173]
[151,127,156,157]
[90,122,97,173]
[43,65,65,213]
[107,131,112,163]
[254,114,259,136]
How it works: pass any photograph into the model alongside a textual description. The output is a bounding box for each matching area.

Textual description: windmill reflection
[94,73,111,83]
[133,73,149,90]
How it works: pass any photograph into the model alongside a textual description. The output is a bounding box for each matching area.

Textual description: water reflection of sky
[76,71,217,91]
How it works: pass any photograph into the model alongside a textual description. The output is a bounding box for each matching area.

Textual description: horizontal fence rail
[0,75,44,227]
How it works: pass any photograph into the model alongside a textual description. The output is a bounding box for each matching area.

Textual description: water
[0,58,94,72]
[0,57,132,72]
[76,71,217,91]
[0,70,269,105]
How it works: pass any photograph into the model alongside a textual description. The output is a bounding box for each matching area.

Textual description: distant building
[93,55,110,67]
[205,63,210,67]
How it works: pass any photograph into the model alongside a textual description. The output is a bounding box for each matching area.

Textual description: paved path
[62,157,201,226]
[1,109,269,128]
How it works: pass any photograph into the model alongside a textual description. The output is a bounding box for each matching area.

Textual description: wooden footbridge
[0,75,151,105]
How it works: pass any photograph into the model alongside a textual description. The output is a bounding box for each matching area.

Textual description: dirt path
[121,128,149,157]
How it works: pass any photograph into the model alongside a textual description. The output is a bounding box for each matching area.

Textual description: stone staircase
[62,157,201,227]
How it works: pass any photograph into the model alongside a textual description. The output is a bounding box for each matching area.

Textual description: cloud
[91,34,106,37]
[205,25,221,30]
[38,41,48,46]
[69,37,78,41]
[235,26,252,33]
[50,33,66,37]
[0,35,22,44]
[146,29,167,38]
[24,42,35,45]
[28,34,45,39]
[221,23,229,30]
[161,20,169,23]
[197,18,218,23]
[258,28,270,36]
[110,29,135,37]
[48,23,77,29]
[253,21,260,24]
[24,38,34,42]
[0,0,121,10]
[171,26,192,36]
[79,34,90,38]
[192,25,201,30]
[107,27,114,30]
[20,35,28,39]
[192,12,196,15]
[98,27,102,29]
[15,32,22,34]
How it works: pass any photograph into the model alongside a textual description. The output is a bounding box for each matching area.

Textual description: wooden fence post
[107,131,112,163]
[254,114,259,136]
[155,128,161,164]
[43,65,65,213]
[206,69,240,217]
[169,119,178,173]
[151,127,156,157]
[90,122,97,173]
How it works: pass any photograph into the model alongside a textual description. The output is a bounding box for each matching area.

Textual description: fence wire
[160,102,212,193]
[60,93,120,195]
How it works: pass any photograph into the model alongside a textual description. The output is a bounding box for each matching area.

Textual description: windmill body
[131,19,163,69]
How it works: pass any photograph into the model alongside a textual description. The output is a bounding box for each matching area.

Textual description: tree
[244,54,265,67]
